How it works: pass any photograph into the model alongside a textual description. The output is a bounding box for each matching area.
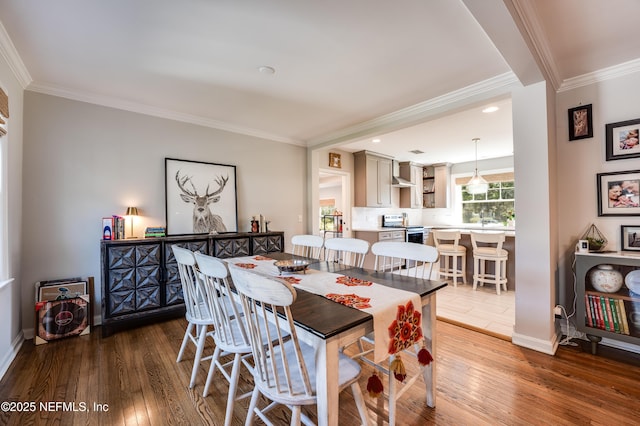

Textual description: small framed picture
[568,104,592,141]
[621,225,640,251]
[605,118,640,161]
[329,152,341,168]
[597,170,640,216]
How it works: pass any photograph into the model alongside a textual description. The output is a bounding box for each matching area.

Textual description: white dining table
[225,252,446,426]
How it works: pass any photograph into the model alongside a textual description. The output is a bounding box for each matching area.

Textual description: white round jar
[589,264,623,293]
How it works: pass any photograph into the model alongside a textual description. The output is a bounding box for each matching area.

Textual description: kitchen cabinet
[423,163,450,208]
[354,151,393,207]
[354,229,405,270]
[399,161,423,209]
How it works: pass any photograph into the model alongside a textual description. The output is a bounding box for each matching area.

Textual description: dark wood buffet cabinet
[100,231,284,336]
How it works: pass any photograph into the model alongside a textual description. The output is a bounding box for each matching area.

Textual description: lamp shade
[467,173,489,194]
[126,207,139,216]
[466,138,488,194]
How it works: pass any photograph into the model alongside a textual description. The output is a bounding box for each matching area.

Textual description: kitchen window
[460,179,515,225]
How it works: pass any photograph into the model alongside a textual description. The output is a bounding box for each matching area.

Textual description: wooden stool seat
[432,229,467,286]
[471,231,508,295]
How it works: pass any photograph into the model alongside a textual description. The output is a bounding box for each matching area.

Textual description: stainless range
[381,214,425,244]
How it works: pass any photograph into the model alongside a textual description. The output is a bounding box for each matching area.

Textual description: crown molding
[0,21,32,89]
[307,72,520,148]
[558,58,640,92]
[507,0,561,91]
[26,82,304,146]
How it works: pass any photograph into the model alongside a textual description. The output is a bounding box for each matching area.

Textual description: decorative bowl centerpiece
[274,259,309,274]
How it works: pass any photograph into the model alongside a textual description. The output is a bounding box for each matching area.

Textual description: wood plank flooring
[1,318,639,425]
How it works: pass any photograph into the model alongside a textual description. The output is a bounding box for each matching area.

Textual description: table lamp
[125,207,139,239]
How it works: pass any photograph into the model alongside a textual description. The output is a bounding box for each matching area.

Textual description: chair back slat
[371,241,438,278]
[229,265,313,399]
[291,234,324,259]
[172,245,211,321]
[324,237,369,267]
[470,231,505,251]
[195,252,249,349]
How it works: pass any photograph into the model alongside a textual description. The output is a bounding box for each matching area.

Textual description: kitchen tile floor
[436,279,516,340]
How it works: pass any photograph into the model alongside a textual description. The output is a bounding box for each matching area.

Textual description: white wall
[556,72,640,352]
[0,51,24,378]
[21,92,308,335]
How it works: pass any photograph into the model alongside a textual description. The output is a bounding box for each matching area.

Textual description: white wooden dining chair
[194,252,253,426]
[291,234,324,259]
[172,245,216,389]
[359,241,439,426]
[371,241,438,279]
[228,264,370,426]
[324,237,370,267]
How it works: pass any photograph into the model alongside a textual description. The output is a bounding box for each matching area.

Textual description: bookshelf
[575,252,640,353]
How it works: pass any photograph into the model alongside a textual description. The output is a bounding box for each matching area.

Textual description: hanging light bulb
[467,138,488,194]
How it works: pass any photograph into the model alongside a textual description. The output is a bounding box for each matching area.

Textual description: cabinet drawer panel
[108,290,136,317]
[109,269,135,292]
[136,287,161,311]
[166,282,184,306]
[392,231,405,240]
[378,232,393,240]
[136,265,161,288]
[214,238,250,258]
[136,244,161,266]
[108,246,136,269]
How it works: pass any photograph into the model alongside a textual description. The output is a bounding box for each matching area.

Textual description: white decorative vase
[589,264,623,293]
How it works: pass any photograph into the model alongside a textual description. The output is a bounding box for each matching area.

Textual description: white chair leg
[291,405,302,426]
[350,382,370,426]
[203,346,222,397]
[245,388,260,426]
[190,324,209,388]
[177,322,194,363]
[223,354,243,426]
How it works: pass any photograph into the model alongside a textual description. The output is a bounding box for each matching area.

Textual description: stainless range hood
[391,160,415,187]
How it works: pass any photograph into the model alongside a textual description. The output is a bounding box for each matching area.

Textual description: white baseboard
[512,328,559,355]
[0,331,24,380]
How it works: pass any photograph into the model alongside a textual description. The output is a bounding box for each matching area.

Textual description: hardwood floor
[1,318,639,425]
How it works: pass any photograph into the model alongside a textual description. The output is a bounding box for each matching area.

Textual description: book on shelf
[617,299,630,335]
[608,297,620,333]
[144,226,166,238]
[102,217,114,240]
[584,292,632,335]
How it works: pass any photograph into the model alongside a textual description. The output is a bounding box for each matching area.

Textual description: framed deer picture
[165,158,238,235]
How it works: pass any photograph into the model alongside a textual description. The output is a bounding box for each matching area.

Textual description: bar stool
[471,231,508,295]
[432,229,467,286]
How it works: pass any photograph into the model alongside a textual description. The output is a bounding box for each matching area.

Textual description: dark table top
[260,252,447,340]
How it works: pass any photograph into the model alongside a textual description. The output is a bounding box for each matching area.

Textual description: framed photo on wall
[568,104,592,141]
[165,158,238,235]
[621,225,640,251]
[597,170,640,216]
[605,118,640,161]
[329,152,342,168]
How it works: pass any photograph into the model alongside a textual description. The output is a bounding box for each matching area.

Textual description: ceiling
[2,0,640,164]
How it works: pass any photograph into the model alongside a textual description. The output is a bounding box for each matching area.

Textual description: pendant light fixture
[467,138,489,194]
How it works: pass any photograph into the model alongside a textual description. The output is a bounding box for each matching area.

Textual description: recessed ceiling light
[482,106,499,113]
[258,66,275,75]
[372,138,381,143]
